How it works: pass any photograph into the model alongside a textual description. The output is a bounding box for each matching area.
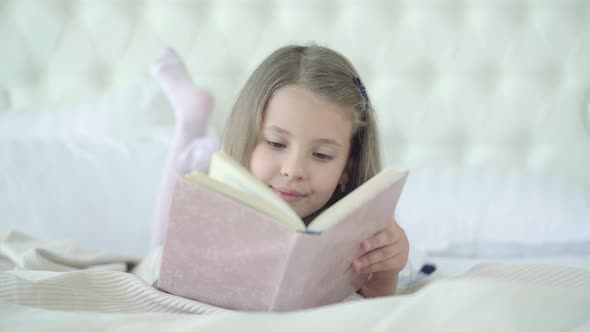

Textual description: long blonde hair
[222,44,382,211]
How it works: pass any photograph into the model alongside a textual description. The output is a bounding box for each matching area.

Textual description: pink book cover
[157,173,407,311]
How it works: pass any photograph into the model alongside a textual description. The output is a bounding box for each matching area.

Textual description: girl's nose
[280,154,307,180]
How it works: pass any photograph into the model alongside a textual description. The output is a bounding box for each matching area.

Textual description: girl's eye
[313,152,333,161]
[265,140,285,149]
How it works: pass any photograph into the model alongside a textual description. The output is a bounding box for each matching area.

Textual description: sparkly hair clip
[352,76,369,109]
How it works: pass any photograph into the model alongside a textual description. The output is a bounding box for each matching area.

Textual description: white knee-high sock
[150,48,215,248]
[150,48,213,135]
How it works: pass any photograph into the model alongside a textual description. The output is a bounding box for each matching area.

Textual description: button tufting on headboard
[0,0,588,179]
[0,89,9,110]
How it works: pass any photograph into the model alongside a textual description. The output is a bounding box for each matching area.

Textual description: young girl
[150,45,409,298]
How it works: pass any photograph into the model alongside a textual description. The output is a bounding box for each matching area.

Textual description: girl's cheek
[249,149,273,181]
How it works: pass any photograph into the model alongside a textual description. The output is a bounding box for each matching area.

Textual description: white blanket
[1,230,589,331]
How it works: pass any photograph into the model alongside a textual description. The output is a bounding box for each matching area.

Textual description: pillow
[396,166,590,257]
[0,80,180,256]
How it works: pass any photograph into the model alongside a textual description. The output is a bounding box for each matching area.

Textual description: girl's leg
[150,48,213,134]
[150,48,214,248]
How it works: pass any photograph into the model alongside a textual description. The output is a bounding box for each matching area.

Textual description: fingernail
[361,241,370,251]
[352,260,360,272]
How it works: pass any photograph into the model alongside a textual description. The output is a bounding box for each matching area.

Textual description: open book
[158,151,409,311]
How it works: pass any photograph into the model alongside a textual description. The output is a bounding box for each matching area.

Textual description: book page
[307,169,409,231]
[183,171,305,230]
[208,152,304,229]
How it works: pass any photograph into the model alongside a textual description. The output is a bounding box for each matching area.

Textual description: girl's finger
[361,226,399,252]
[353,243,400,272]
[361,253,404,274]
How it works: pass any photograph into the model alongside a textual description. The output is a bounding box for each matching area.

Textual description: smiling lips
[272,187,306,202]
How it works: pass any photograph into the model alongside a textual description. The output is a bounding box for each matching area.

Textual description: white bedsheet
[1,230,589,331]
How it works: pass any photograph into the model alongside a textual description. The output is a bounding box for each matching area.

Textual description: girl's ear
[339,158,353,186]
[338,159,353,193]
[339,172,349,186]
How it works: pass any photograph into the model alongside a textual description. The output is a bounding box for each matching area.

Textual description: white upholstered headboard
[1,0,589,256]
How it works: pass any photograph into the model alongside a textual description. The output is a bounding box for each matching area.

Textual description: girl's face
[249,85,353,219]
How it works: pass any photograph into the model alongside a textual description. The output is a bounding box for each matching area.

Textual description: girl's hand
[352,218,409,297]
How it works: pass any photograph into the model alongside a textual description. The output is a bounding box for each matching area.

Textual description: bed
[1,0,589,330]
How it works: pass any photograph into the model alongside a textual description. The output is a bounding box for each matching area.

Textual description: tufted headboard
[1,0,589,256]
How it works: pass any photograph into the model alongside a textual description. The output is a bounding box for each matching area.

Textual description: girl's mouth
[272,188,305,202]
